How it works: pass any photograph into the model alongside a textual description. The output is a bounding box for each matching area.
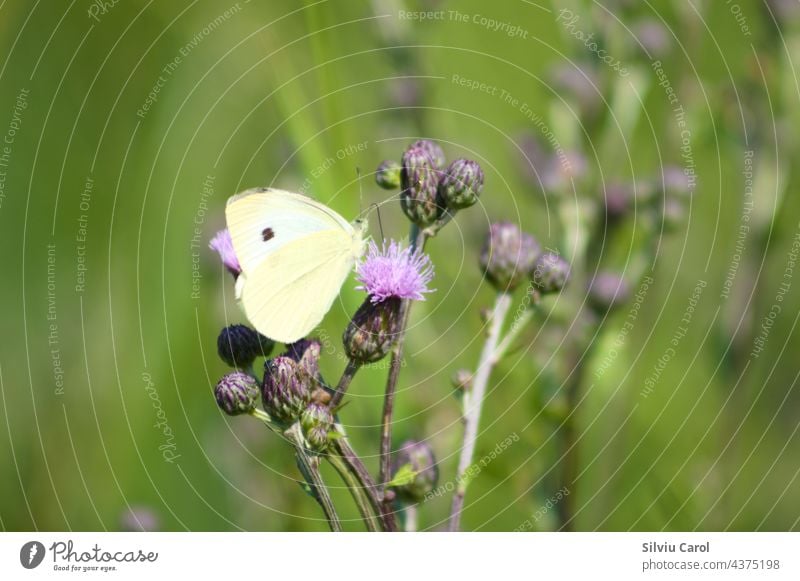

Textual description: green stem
[448,291,513,531]
[286,424,342,532]
[330,359,360,408]
[327,452,379,532]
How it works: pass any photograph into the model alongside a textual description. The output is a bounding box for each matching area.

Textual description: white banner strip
[1,532,798,580]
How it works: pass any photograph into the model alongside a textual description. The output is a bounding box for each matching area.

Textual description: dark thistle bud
[343,297,403,363]
[451,369,473,392]
[587,272,630,313]
[391,440,439,503]
[262,357,312,423]
[479,222,541,292]
[300,402,334,452]
[400,146,443,227]
[214,371,260,416]
[217,324,274,368]
[375,160,402,189]
[531,252,570,294]
[409,139,446,170]
[439,158,485,210]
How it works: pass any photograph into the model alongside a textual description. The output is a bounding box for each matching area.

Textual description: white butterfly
[225,187,368,343]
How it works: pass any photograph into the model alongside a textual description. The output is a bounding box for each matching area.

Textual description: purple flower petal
[209,229,241,276]
[355,240,434,303]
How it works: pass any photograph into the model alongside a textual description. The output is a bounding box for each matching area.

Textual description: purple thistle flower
[209,229,241,276]
[355,240,434,304]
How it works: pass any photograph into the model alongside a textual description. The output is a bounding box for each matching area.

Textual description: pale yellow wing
[238,229,360,343]
[226,187,354,274]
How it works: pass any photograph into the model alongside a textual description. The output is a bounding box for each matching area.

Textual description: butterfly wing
[226,188,354,274]
[225,188,363,343]
[237,229,359,343]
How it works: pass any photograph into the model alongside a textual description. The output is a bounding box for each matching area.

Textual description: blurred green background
[1,0,800,531]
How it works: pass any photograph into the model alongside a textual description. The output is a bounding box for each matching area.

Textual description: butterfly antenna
[356,166,364,216]
[371,202,385,240]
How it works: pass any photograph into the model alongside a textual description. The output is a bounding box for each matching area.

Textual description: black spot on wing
[261,227,275,242]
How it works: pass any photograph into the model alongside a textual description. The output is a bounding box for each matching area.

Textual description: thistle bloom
[355,240,434,304]
[209,229,241,276]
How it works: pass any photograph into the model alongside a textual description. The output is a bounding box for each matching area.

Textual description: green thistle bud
[409,139,446,170]
[343,296,403,363]
[400,145,443,227]
[375,160,402,189]
[214,371,259,416]
[479,222,541,292]
[531,252,570,294]
[391,440,439,503]
[439,158,485,210]
[262,356,312,424]
[217,324,274,368]
[300,402,334,452]
[587,272,630,313]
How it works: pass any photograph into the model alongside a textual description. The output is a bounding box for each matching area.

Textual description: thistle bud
[587,272,630,313]
[400,146,443,227]
[409,139,446,170]
[300,402,334,452]
[343,297,403,363]
[217,324,274,368]
[391,440,439,503]
[479,222,541,291]
[214,371,260,416]
[439,158,484,210]
[531,252,570,294]
[285,338,322,380]
[375,160,402,189]
[603,182,633,222]
[262,357,312,424]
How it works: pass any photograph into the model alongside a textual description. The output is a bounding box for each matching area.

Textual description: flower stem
[448,291,513,531]
[378,224,427,511]
[330,359,360,408]
[327,451,380,531]
[333,431,398,531]
[286,423,342,532]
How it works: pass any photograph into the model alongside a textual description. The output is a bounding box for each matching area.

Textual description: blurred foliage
[1,0,799,531]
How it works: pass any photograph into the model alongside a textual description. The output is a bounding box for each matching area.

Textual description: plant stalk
[448,291,513,531]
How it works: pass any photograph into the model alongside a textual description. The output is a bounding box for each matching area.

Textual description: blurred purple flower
[356,240,434,303]
[209,229,241,276]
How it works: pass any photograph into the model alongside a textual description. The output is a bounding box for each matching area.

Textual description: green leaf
[386,463,417,488]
